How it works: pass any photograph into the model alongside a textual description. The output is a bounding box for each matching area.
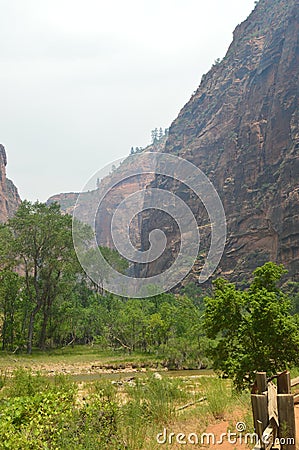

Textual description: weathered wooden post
[277,372,296,450]
[251,372,268,447]
[278,372,291,395]
[257,372,268,394]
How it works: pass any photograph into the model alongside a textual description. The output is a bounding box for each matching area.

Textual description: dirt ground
[165,404,299,449]
[201,405,299,449]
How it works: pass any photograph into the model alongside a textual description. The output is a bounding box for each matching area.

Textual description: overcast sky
[0,0,255,201]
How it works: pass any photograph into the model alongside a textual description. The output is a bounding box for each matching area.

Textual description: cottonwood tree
[0,270,22,350]
[204,262,299,390]
[80,246,128,295]
[6,201,80,353]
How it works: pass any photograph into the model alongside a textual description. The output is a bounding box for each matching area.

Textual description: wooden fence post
[251,371,297,450]
[277,394,296,450]
[256,372,267,393]
[278,372,291,395]
[252,374,269,447]
[251,395,269,443]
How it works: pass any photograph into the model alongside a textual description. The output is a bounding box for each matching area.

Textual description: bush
[0,369,121,449]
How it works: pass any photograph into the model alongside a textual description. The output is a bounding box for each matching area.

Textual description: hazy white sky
[0,0,255,201]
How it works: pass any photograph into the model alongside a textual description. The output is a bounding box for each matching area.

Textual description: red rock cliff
[0,145,21,222]
[48,0,299,283]
[140,0,299,282]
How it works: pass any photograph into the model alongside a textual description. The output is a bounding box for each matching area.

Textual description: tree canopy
[3,201,80,353]
[204,262,299,389]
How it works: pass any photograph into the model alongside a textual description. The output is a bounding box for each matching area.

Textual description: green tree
[284,281,299,314]
[151,128,158,144]
[157,296,203,369]
[109,299,148,352]
[6,201,80,353]
[0,270,22,350]
[80,246,128,294]
[204,262,299,390]
[101,246,129,274]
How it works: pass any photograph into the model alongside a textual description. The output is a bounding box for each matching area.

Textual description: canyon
[49,0,299,283]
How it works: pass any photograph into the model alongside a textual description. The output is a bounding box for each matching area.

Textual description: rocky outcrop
[140,0,299,282]
[47,192,79,216]
[0,145,21,222]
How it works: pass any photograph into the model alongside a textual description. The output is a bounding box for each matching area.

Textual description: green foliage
[0,201,130,354]
[100,246,129,275]
[1,201,80,353]
[0,201,206,369]
[0,369,120,449]
[150,127,167,145]
[78,245,128,294]
[59,394,119,449]
[283,281,299,314]
[0,364,254,449]
[204,262,299,390]
[0,270,23,350]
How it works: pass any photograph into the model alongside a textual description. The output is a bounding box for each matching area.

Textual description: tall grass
[117,374,187,449]
[200,376,233,420]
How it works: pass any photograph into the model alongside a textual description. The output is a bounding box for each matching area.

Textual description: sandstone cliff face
[48,140,165,249]
[140,0,299,282]
[47,192,79,216]
[49,0,299,283]
[0,145,21,222]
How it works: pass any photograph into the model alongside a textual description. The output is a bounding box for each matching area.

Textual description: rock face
[50,0,299,283]
[140,0,299,282]
[0,145,21,222]
[48,139,165,249]
[47,192,79,216]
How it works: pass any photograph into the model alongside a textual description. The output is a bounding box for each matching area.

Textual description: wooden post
[256,372,267,393]
[251,373,269,446]
[278,372,291,394]
[277,394,296,450]
[251,394,269,443]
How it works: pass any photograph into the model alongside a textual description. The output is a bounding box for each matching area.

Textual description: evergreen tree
[151,128,158,144]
